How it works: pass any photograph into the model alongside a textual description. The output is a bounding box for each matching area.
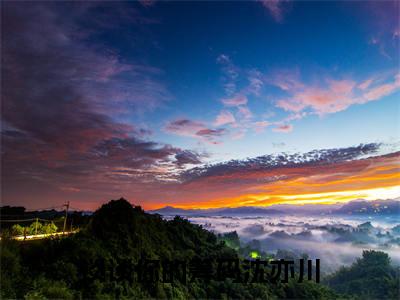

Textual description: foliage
[11,224,24,236]
[8,221,58,237]
[42,222,58,234]
[217,231,240,250]
[28,221,43,235]
[324,250,400,299]
[24,279,74,300]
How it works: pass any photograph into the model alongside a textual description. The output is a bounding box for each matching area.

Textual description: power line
[0,218,38,222]
[25,205,64,211]
[0,202,92,225]
[1,206,88,214]
[0,218,60,223]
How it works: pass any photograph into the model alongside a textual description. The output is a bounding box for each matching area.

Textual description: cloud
[369,36,392,59]
[215,110,236,126]
[164,119,205,137]
[272,71,400,115]
[172,143,400,209]
[182,143,383,183]
[217,54,239,95]
[272,142,286,148]
[393,27,400,39]
[260,0,289,23]
[247,69,264,96]
[267,68,304,91]
[358,78,374,90]
[2,3,171,151]
[222,95,248,107]
[164,119,227,144]
[139,0,156,7]
[216,56,266,139]
[273,124,293,133]
[196,128,227,139]
[361,74,400,102]
[254,121,270,133]
[1,3,205,208]
[188,215,400,272]
[60,187,81,193]
[360,1,399,59]
[175,150,204,166]
[237,106,253,120]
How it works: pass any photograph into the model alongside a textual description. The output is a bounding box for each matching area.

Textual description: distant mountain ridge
[334,199,400,215]
[149,199,400,216]
[149,205,283,216]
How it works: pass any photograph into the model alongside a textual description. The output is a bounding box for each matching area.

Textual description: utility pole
[63,201,69,234]
[35,217,38,235]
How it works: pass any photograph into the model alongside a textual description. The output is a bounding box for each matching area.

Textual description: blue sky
[121,1,400,162]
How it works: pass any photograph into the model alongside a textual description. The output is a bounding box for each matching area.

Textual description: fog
[184,215,400,273]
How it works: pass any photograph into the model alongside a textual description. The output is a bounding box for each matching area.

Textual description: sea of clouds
[182,215,400,272]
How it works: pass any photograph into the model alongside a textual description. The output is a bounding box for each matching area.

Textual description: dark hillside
[0,198,389,299]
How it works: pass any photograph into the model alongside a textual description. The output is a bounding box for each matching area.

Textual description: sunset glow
[148,152,399,210]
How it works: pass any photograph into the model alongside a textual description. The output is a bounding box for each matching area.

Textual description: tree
[28,221,42,235]
[325,250,399,299]
[42,222,57,234]
[11,224,24,236]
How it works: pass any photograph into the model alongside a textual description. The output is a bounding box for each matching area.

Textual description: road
[1,230,78,241]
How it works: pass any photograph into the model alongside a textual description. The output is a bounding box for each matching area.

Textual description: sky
[1,1,399,210]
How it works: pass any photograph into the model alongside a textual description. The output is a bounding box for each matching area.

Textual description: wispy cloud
[138,0,156,8]
[217,54,239,95]
[254,121,270,133]
[273,124,293,133]
[237,106,253,120]
[361,1,400,59]
[260,0,289,23]
[221,95,248,107]
[215,110,236,126]
[196,128,227,141]
[215,56,264,138]
[247,69,264,96]
[271,71,400,115]
[164,119,227,144]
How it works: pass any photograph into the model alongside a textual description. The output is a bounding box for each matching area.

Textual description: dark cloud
[196,128,226,138]
[1,3,203,206]
[2,3,167,152]
[175,150,204,166]
[181,143,382,182]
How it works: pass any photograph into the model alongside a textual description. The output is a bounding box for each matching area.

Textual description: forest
[1,198,399,299]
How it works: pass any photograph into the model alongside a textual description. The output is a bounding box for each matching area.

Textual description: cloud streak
[164,119,227,144]
[171,143,400,209]
[271,71,400,116]
[273,124,293,133]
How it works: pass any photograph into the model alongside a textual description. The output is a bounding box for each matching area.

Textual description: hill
[150,199,400,217]
[1,198,336,299]
[334,199,400,215]
[325,250,399,299]
[149,205,282,216]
